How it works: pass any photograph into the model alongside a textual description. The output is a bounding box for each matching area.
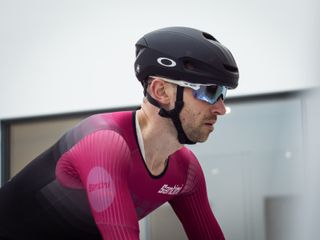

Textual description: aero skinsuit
[0,111,224,239]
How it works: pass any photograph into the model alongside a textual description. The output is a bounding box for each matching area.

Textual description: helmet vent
[183,59,212,75]
[183,60,196,71]
[223,64,238,73]
[202,32,217,42]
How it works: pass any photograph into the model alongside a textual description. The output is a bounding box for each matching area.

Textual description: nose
[211,98,226,115]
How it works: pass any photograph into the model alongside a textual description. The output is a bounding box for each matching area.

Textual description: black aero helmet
[134,26,239,89]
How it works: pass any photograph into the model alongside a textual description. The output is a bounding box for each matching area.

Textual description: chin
[193,134,210,143]
[201,131,213,142]
[186,129,212,143]
[196,139,207,143]
[200,137,210,143]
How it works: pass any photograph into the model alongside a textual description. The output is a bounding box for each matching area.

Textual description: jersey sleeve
[169,152,224,240]
[56,130,139,240]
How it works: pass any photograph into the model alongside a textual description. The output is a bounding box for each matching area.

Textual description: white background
[0,0,319,119]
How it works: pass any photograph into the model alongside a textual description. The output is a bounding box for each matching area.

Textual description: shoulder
[60,111,133,151]
[171,147,203,175]
[58,111,135,166]
[74,111,132,135]
[171,147,207,195]
[56,129,132,189]
[172,147,199,165]
[69,129,130,158]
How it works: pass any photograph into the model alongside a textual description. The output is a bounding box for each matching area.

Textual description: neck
[136,104,182,175]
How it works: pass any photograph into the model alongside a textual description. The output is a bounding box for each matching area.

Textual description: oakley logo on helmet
[157,57,176,67]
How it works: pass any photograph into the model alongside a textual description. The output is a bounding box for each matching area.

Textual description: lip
[205,120,216,126]
[204,119,216,130]
[204,122,215,129]
[204,123,214,131]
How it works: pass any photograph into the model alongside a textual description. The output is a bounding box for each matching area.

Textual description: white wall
[0,0,319,119]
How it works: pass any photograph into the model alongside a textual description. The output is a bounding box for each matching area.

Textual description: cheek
[180,106,201,124]
[183,90,206,118]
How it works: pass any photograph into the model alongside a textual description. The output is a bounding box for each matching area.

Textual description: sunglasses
[150,76,227,105]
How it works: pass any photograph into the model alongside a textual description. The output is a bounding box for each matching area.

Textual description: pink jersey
[55,111,224,239]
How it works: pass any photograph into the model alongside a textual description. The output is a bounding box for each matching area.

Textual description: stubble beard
[183,120,213,143]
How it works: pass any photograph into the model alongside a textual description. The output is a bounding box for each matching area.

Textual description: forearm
[171,195,224,240]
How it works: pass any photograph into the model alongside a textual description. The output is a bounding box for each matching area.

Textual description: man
[0,26,239,239]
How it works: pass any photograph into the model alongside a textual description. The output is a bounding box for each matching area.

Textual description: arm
[56,130,139,239]
[169,160,224,240]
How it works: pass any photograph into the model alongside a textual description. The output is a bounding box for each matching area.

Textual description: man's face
[180,88,226,143]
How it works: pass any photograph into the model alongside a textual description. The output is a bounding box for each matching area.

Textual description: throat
[135,113,168,175]
[147,157,169,176]
[135,109,182,176]
[135,112,146,161]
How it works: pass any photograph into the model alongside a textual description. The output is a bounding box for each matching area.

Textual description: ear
[148,79,172,105]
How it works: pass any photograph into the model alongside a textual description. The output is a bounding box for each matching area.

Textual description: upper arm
[56,130,139,239]
[169,156,224,240]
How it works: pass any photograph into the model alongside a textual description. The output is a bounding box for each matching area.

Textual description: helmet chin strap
[145,86,196,145]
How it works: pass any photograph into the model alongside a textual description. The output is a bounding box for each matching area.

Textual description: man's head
[134,26,239,144]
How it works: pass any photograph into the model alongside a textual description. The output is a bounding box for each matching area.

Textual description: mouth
[204,119,217,130]
[204,122,215,131]
[205,119,216,126]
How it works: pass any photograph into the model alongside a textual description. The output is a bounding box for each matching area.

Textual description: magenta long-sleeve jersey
[0,111,224,240]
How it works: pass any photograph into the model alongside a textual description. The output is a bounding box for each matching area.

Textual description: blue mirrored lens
[192,85,227,104]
